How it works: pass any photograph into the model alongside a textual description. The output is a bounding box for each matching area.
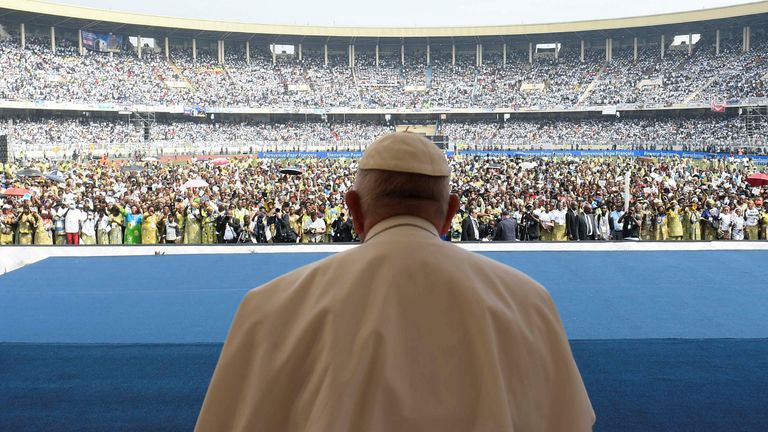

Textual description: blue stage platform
[1,249,767,431]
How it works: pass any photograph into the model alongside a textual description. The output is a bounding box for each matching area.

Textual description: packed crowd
[1,154,766,246]
[4,115,764,158]
[0,31,766,108]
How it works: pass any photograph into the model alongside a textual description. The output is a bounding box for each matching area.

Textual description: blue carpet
[1,339,767,432]
[1,250,768,431]
[0,251,767,342]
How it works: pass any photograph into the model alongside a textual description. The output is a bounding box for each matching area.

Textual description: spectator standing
[580,204,598,241]
[331,213,354,242]
[667,204,684,241]
[539,203,554,241]
[33,210,53,245]
[17,205,35,245]
[653,205,668,241]
[620,205,642,240]
[731,208,746,240]
[142,206,161,244]
[108,206,124,245]
[305,211,326,243]
[493,210,517,241]
[0,205,17,246]
[718,206,733,240]
[96,209,110,245]
[744,200,760,240]
[80,211,97,245]
[566,202,580,241]
[184,203,203,244]
[609,204,624,240]
[686,202,702,241]
[461,207,481,241]
[217,210,241,244]
[551,201,568,241]
[64,202,84,245]
[124,205,142,245]
[202,204,218,244]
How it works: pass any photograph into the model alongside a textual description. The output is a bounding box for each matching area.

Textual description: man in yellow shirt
[196,133,594,432]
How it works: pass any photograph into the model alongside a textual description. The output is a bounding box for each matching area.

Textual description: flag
[711,102,726,113]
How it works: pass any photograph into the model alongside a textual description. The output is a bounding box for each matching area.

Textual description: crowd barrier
[3,241,768,275]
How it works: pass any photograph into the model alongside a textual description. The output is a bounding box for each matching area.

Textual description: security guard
[196,132,594,432]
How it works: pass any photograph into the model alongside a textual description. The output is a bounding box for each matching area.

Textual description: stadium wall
[4,241,768,275]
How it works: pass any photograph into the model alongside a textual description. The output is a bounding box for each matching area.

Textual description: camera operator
[217,208,242,244]
[268,204,297,244]
[619,205,642,240]
[520,204,541,241]
[253,206,269,243]
[331,212,353,243]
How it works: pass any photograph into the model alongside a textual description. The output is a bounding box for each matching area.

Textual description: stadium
[1,0,768,430]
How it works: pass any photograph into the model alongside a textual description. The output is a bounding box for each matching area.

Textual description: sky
[49,0,757,27]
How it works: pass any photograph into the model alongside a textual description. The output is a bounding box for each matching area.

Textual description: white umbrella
[182,178,209,189]
[142,156,159,162]
[520,161,537,170]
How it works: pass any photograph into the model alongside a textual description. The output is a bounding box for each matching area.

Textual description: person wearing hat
[196,132,594,432]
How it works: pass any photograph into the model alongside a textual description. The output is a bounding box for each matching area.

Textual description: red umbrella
[211,158,229,166]
[746,173,768,187]
[1,187,31,197]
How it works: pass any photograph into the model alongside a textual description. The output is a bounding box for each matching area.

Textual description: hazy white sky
[50,0,756,27]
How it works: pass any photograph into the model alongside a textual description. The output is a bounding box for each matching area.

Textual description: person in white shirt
[96,211,111,245]
[165,214,180,244]
[550,201,568,241]
[538,203,554,241]
[718,206,733,240]
[731,208,745,241]
[64,202,84,245]
[305,212,326,243]
[80,211,97,245]
[744,200,760,240]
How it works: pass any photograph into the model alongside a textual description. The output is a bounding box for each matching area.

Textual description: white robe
[196,215,594,432]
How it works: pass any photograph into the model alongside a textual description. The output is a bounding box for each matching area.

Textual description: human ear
[345,190,366,240]
[439,194,460,236]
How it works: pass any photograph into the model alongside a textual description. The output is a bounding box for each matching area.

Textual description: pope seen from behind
[195,132,595,431]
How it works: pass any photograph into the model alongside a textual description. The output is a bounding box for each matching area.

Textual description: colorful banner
[256,150,768,162]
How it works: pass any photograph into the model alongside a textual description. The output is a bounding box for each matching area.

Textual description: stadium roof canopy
[0,0,767,46]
